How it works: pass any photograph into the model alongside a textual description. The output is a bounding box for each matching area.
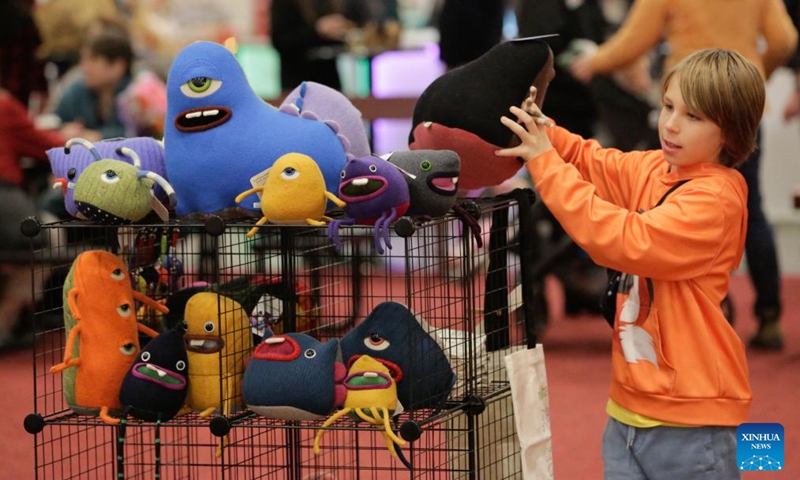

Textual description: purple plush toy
[327,155,410,254]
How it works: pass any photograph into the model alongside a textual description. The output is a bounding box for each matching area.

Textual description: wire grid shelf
[23,195,532,479]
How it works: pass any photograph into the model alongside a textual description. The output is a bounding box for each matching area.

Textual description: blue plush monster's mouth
[339,176,388,202]
[174,106,232,132]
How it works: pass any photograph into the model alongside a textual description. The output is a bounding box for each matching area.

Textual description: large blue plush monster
[165,41,363,216]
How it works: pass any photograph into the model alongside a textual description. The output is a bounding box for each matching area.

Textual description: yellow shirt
[607,398,693,428]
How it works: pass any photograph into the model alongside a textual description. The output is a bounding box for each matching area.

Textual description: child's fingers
[500,115,528,135]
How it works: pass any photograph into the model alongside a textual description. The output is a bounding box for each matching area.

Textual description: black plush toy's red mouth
[339,176,388,202]
[185,334,225,353]
[427,171,459,196]
[174,106,231,132]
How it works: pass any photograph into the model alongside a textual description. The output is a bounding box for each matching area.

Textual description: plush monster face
[242,332,346,420]
[120,328,188,421]
[384,149,460,217]
[339,155,410,222]
[73,159,155,224]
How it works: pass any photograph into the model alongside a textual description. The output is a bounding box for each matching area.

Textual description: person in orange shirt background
[569,0,798,350]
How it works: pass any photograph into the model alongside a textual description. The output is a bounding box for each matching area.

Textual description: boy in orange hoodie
[498,49,763,479]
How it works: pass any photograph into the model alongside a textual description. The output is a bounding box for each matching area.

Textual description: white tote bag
[504,344,554,480]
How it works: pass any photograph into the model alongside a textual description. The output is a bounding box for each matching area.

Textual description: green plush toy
[67,137,176,224]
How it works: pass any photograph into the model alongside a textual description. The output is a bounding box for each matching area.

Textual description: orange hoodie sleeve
[761,0,799,78]
[545,125,646,206]
[590,0,669,74]
[527,135,744,281]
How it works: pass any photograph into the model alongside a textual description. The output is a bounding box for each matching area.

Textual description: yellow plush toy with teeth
[234,152,346,237]
[183,292,252,417]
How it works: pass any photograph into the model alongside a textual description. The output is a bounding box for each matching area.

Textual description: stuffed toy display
[328,155,411,254]
[119,327,189,422]
[164,41,367,216]
[234,152,346,237]
[382,149,460,218]
[409,38,555,190]
[182,292,252,418]
[63,138,176,223]
[313,354,405,457]
[48,136,168,218]
[340,301,456,411]
[50,250,167,424]
[242,332,346,421]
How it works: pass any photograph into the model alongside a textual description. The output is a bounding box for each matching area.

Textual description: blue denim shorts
[602,416,741,480]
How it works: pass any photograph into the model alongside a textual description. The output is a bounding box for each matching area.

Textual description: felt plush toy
[182,292,252,418]
[119,326,189,422]
[279,81,371,160]
[313,355,405,457]
[50,250,167,424]
[409,38,555,190]
[382,149,460,218]
[64,138,176,223]
[383,149,483,247]
[164,41,367,216]
[327,155,411,254]
[242,331,346,421]
[340,301,456,411]
[48,136,168,218]
[234,152,346,237]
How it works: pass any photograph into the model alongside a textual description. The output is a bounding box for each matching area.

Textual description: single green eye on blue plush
[188,77,212,92]
[180,77,222,98]
[420,160,433,171]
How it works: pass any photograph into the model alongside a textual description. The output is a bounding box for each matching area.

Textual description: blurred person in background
[52,17,142,140]
[0,89,78,353]
[437,0,506,70]
[270,0,358,90]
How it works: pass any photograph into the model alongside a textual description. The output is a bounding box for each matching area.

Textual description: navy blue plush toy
[242,331,346,420]
[340,301,456,411]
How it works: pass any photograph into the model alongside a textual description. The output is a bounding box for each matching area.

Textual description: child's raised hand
[497,105,554,164]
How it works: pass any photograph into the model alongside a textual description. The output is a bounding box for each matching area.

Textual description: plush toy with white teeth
[182,292,252,418]
[383,149,460,218]
[164,41,367,216]
[119,327,189,422]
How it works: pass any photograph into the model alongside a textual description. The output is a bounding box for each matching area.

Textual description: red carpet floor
[1,273,798,479]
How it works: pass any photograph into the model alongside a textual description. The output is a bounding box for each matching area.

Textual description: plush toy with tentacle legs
[313,355,406,457]
[327,155,410,254]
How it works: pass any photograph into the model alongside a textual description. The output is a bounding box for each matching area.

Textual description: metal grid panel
[24,196,531,479]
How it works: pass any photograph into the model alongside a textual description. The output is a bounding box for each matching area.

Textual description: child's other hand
[497,105,554,164]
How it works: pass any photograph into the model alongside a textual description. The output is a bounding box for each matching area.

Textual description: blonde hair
[661,49,765,168]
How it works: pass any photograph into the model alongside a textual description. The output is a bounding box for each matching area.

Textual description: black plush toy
[119,327,188,422]
[409,38,555,190]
